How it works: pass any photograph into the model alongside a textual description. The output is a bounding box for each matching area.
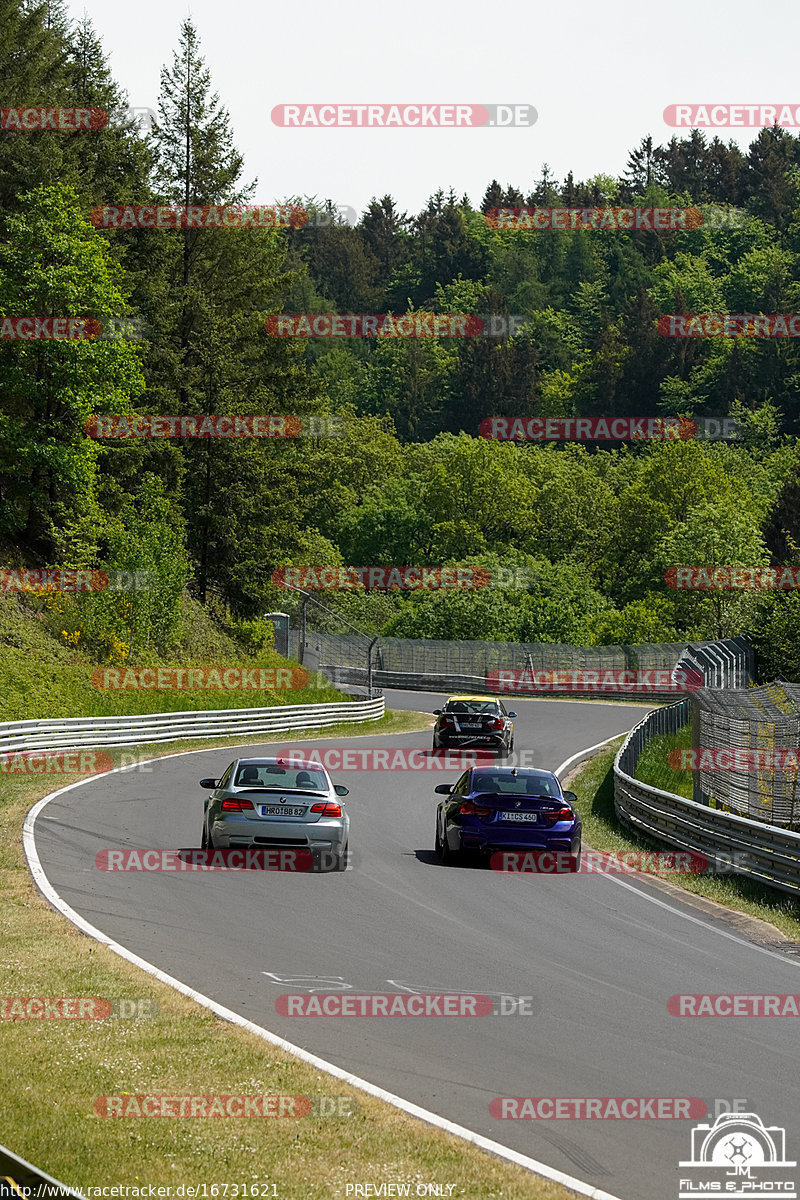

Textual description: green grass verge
[0,592,348,720]
[0,708,577,1200]
[567,738,800,941]
[633,725,693,799]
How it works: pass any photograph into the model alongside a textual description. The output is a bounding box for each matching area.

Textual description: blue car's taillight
[460,799,491,817]
[541,805,574,825]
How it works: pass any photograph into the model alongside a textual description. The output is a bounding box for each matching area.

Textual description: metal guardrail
[0,698,385,755]
[304,634,753,697]
[614,701,800,898]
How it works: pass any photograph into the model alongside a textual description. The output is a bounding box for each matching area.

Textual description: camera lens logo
[679,1112,796,1198]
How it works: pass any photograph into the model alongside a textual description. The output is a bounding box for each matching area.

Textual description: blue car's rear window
[471,772,557,796]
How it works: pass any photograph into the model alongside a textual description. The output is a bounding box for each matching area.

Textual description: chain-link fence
[691,682,800,828]
[292,632,753,698]
[615,701,800,897]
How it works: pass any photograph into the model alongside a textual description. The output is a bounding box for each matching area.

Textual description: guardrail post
[299,594,309,665]
[367,637,379,700]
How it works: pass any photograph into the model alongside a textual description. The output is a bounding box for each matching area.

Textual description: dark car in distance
[432,695,516,756]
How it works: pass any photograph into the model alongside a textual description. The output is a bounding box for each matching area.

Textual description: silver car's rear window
[234,764,327,791]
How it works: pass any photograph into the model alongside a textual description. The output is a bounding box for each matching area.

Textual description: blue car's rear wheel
[439,818,461,865]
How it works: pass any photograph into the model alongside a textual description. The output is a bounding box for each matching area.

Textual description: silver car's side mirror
[199,777,220,789]
[334,784,349,796]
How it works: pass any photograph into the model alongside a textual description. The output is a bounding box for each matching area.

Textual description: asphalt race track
[30,692,800,1200]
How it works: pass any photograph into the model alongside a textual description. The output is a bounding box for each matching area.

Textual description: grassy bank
[0,592,344,719]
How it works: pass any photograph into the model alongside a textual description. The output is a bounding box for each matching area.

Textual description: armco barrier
[303,634,753,697]
[614,701,800,898]
[0,698,385,756]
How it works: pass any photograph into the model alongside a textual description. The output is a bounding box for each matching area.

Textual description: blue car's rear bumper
[456,820,581,854]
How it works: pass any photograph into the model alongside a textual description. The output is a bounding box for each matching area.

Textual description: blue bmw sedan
[434,765,582,869]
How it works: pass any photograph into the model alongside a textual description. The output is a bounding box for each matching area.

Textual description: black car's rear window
[444,700,500,715]
[471,772,558,796]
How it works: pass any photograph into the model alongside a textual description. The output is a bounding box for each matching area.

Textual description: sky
[75,0,800,218]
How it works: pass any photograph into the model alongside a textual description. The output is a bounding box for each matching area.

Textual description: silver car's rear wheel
[201,823,208,849]
[335,841,349,871]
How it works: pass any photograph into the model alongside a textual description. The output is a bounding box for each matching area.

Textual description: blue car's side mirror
[562,790,578,804]
[434,783,453,795]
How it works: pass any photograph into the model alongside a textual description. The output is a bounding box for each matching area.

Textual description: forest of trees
[4,0,800,681]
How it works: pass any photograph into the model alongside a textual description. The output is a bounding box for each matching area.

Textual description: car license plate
[501,811,538,822]
[260,805,306,817]
[460,723,483,730]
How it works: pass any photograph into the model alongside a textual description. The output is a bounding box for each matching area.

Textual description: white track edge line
[23,753,624,1200]
[554,742,800,968]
